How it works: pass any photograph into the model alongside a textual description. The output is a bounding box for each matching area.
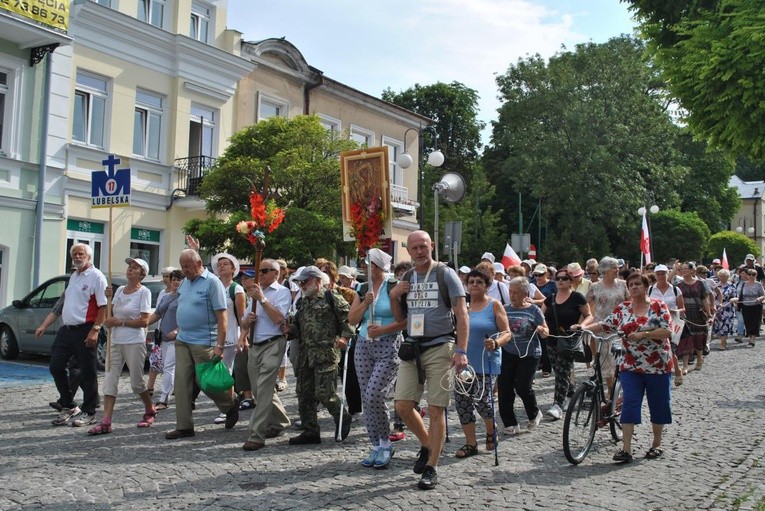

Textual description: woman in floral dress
[580,272,673,463]
[712,269,736,351]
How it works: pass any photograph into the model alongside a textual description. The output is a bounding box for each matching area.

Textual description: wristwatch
[259,297,268,304]
[92,325,102,331]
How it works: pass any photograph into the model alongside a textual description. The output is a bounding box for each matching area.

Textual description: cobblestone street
[0,338,763,510]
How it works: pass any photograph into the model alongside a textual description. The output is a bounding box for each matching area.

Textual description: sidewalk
[0,340,763,510]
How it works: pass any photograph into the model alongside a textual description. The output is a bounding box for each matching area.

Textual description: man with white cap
[239,259,292,451]
[743,254,765,283]
[288,266,355,444]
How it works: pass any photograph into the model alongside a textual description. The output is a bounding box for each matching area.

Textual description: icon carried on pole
[91,155,131,208]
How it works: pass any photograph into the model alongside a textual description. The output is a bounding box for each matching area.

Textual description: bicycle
[562,330,623,465]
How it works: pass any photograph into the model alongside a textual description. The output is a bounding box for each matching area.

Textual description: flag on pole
[722,248,729,270]
[502,243,522,268]
[640,212,651,264]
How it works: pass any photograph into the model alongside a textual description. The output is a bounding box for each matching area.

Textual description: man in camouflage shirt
[288,266,355,444]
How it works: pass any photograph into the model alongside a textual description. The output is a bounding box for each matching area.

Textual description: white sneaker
[504,425,522,435]
[213,413,226,425]
[71,412,97,427]
[546,404,562,420]
[527,410,543,429]
[52,406,81,426]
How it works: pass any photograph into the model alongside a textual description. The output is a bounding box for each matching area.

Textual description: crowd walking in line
[35,234,763,489]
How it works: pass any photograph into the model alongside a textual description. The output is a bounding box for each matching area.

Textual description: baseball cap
[712,258,721,265]
[533,264,547,275]
[241,269,257,278]
[746,254,755,261]
[293,265,324,282]
[125,257,149,277]
[458,266,471,274]
[337,265,355,279]
[616,258,625,268]
[481,252,495,264]
[654,264,669,272]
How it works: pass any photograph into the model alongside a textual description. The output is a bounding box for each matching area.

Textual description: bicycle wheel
[609,376,624,442]
[562,383,599,465]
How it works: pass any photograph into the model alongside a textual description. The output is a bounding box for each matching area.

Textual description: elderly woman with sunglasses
[452,269,511,458]
[542,268,592,420]
[736,267,765,348]
[578,272,673,463]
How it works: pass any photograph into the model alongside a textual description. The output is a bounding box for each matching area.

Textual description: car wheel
[0,325,19,360]
[96,330,107,371]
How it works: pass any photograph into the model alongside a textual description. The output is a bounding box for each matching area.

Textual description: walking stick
[445,407,450,443]
[336,336,351,442]
[488,348,499,466]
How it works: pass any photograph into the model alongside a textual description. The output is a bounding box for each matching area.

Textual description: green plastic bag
[195,356,234,394]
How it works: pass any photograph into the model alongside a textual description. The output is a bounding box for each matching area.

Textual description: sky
[226,0,638,146]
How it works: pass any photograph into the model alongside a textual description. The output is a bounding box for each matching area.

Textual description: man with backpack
[288,266,355,445]
[389,230,469,490]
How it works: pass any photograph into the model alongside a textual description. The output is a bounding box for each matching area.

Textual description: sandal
[612,449,633,463]
[486,433,496,451]
[137,411,157,428]
[88,421,112,435]
[675,373,683,387]
[455,443,478,459]
[154,402,168,411]
[645,447,664,459]
[693,365,702,371]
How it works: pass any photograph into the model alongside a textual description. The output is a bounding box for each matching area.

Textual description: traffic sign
[92,155,131,208]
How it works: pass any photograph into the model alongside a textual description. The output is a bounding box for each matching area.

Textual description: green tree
[674,133,739,231]
[627,0,765,159]
[485,36,686,263]
[383,82,503,261]
[184,115,357,263]
[651,210,711,263]
[705,231,759,266]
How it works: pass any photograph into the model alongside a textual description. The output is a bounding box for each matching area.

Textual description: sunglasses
[259,268,276,274]
[557,276,571,281]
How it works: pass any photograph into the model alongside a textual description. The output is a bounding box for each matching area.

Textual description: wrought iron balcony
[175,156,216,196]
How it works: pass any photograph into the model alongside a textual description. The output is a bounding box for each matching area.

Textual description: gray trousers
[246,337,291,443]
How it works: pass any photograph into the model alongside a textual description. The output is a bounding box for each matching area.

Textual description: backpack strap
[228,282,240,326]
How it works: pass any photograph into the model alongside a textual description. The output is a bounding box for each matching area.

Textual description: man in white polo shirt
[240,259,292,451]
[36,243,107,426]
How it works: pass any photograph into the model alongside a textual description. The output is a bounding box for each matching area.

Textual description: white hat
[533,263,547,275]
[493,262,506,275]
[481,252,495,264]
[654,264,669,272]
[746,253,756,261]
[290,266,306,282]
[125,257,149,278]
[458,265,471,274]
[211,253,240,279]
[367,248,392,272]
[337,265,356,279]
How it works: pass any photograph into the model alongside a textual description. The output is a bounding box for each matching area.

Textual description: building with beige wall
[236,38,430,263]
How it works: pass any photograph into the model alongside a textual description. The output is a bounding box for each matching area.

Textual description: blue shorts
[619,371,672,425]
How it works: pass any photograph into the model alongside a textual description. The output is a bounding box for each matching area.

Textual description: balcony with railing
[175,156,216,197]
[390,183,418,218]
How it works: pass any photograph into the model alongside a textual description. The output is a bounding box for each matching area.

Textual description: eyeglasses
[557,276,571,281]
[588,272,598,276]
[259,268,276,274]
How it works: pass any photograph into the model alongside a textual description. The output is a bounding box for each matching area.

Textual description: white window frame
[317,113,341,134]
[138,0,165,28]
[257,92,289,121]
[190,1,214,43]
[350,125,374,148]
[382,136,405,186]
[133,89,164,161]
[190,104,217,158]
[73,70,110,149]
[130,228,162,276]
[0,55,23,159]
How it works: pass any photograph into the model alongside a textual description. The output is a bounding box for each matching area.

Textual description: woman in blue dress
[712,269,736,350]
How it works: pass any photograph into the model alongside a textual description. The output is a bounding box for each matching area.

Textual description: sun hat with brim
[654,264,669,272]
[459,266,471,274]
[493,262,506,275]
[481,252,495,264]
[338,265,356,279]
[125,257,149,278]
[567,262,585,278]
[211,253,240,279]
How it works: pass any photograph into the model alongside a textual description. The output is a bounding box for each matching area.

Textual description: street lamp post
[396,126,444,229]
[638,204,659,268]
[736,221,755,236]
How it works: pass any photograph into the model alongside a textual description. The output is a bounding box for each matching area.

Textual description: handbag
[153,327,162,346]
[195,356,234,394]
[551,292,592,363]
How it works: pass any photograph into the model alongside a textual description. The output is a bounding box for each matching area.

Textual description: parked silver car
[0,274,164,370]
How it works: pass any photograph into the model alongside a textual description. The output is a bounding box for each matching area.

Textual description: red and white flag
[640,212,651,264]
[722,248,729,270]
[502,243,522,268]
